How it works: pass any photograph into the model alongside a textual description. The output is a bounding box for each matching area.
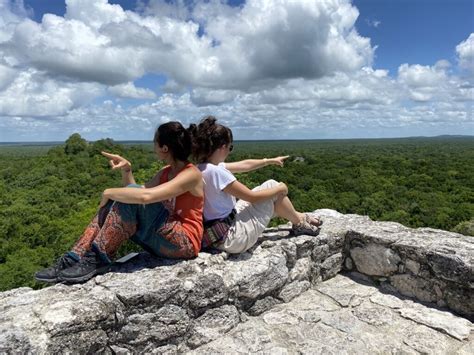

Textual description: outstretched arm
[225,156,289,174]
[101,168,201,206]
[223,180,287,204]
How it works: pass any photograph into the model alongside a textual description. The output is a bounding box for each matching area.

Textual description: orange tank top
[159,163,204,255]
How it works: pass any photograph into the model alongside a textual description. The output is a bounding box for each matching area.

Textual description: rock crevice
[0,209,473,353]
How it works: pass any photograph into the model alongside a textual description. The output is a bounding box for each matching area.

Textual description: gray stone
[288,257,311,281]
[344,256,354,270]
[320,252,343,280]
[117,305,190,346]
[351,243,401,276]
[196,274,469,355]
[352,300,398,326]
[390,274,440,303]
[187,305,240,348]
[455,340,474,355]
[399,305,473,341]
[315,274,378,307]
[247,296,282,316]
[277,281,310,303]
[185,273,228,314]
[1,209,473,353]
[311,244,330,262]
[402,326,454,354]
[405,259,421,275]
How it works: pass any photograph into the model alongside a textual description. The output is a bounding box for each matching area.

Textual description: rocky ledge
[0,209,472,353]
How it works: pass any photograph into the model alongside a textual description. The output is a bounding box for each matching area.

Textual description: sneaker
[35,254,78,283]
[59,251,111,283]
[290,216,321,237]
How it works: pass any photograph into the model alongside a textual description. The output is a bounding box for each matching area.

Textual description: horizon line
[0,134,473,145]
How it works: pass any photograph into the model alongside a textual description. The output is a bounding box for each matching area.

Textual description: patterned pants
[70,190,196,262]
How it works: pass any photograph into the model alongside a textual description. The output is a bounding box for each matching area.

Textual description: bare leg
[273,195,305,225]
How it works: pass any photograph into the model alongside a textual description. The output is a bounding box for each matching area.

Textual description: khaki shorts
[216,179,279,254]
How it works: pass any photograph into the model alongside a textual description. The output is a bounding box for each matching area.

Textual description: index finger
[281,155,290,160]
[101,151,117,158]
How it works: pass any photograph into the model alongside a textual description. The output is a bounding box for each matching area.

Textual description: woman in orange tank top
[35,122,204,284]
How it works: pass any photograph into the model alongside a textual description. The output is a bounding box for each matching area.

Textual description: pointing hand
[101,151,131,171]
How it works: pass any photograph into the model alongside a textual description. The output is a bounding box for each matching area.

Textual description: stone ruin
[0,209,472,353]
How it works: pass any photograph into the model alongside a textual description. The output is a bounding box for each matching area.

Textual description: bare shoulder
[179,164,202,181]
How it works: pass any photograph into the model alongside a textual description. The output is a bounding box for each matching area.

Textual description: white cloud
[190,88,239,106]
[0,63,17,90]
[0,0,472,141]
[397,63,450,102]
[108,82,156,99]
[456,33,474,75]
[2,0,373,90]
[65,0,127,29]
[0,0,28,43]
[366,19,381,28]
[0,68,103,117]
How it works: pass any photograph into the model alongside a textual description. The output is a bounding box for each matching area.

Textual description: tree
[64,133,88,155]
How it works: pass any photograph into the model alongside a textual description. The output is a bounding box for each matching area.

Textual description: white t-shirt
[198,162,236,221]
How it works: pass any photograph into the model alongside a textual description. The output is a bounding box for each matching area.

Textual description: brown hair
[189,116,233,163]
[154,121,192,161]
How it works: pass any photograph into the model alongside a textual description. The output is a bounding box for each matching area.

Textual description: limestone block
[277,281,310,303]
[288,257,311,282]
[390,274,440,303]
[350,243,401,276]
[117,305,190,346]
[320,253,343,280]
[399,305,473,341]
[247,296,281,316]
[187,305,240,348]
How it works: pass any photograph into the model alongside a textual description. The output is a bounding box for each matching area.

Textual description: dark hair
[154,121,192,161]
[189,115,233,163]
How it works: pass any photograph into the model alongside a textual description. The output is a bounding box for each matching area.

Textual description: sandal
[291,221,320,237]
[305,213,323,227]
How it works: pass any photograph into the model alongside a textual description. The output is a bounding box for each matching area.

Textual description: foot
[35,254,78,283]
[291,221,320,237]
[59,251,111,283]
[291,214,321,237]
[304,213,323,227]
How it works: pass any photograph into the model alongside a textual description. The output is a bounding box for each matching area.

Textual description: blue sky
[0,0,472,141]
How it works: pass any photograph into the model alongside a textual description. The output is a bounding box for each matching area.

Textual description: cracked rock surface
[194,273,473,354]
[0,209,472,353]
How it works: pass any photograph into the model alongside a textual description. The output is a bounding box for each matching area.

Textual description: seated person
[190,116,321,254]
[35,121,203,283]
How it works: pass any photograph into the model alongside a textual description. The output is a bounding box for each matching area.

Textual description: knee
[263,179,279,188]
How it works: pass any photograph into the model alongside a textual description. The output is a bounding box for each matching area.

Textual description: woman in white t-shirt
[191,116,322,254]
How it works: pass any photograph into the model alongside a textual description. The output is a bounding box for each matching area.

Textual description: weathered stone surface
[315,208,474,318]
[315,273,378,307]
[350,243,401,276]
[187,305,240,348]
[117,305,190,346]
[390,273,441,303]
[399,305,473,341]
[277,280,310,302]
[196,274,473,354]
[1,209,473,353]
[247,296,281,316]
[320,252,343,280]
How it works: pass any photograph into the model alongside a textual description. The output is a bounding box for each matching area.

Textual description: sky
[0,0,472,142]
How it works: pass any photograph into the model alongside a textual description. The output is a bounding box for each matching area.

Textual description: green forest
[0,135,473,291]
